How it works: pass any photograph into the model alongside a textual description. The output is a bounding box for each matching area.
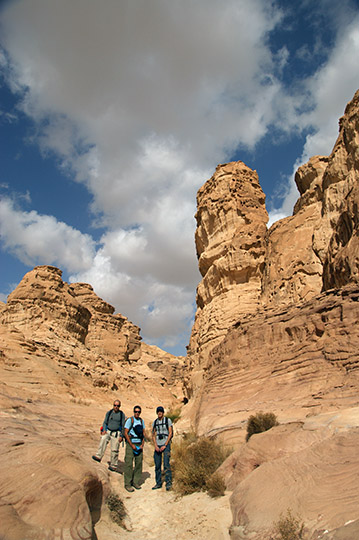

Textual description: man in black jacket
[92,400,125,472]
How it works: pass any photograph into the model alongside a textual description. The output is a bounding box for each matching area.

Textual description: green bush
[106,493,126,528]
[271,509,305,540]
[166,408,181,423]
[246,412,279,441]
[172,433,230,496]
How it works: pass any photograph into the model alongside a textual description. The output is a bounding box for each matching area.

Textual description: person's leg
[94,432,110,460]
[153,450,163,487]
[163,444,172,489]
[124,443,134,488]
[132,451,143,487]
[109,432,120,468]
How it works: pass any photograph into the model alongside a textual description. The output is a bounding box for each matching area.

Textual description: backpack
[130,416,144,440]
[153,416,169,432]
[105,409,125,432]
[153,416,172,442]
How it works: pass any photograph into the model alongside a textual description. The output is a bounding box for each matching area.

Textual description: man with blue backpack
[152,406,173,491]
[92,399,125,472]
[123,405,146,492]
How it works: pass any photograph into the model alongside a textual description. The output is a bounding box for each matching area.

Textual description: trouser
[124,442,143,487]
[95,431,121,467]
[154,443,172,487]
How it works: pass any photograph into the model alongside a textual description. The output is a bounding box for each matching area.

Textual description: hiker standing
[92,399,125,472]
[152,406,173,491]
[123,405,146,492]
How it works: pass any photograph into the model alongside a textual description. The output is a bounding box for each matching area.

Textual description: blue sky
[1,0,359,355]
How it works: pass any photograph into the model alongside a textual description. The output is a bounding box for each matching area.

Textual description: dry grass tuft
[106,493,127,528]
[270,509,306,540]
[246,412,279,441]
[172,432,230,496]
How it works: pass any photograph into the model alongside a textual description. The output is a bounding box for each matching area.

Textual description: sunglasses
[134,410,141,413]
[113,404,120,407]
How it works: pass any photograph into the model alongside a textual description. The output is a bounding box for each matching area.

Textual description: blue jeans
[154,444,172,487]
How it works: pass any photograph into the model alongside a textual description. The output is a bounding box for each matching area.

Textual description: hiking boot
[152,484,162,490]
[125,486,134,492]
[92,455,101,462]
[108,465,118,472]
[166,485,172,492]
[132,484,141,490]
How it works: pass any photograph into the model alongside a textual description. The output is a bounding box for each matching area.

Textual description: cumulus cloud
[1,0,359,351]
[269,12,359,222]
[0,198,96,272]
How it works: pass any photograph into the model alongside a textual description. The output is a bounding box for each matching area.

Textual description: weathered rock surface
[190,90,359,366]
[183,89,359,538]
[0,265,188,539]
[188,162,268,368]
[225,422,359,539]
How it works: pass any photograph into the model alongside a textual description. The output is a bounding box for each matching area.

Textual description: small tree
[246,412,278,441]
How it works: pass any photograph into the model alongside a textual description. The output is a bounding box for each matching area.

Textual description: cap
[156,406,164,413]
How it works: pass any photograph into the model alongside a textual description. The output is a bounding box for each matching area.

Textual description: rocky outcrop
[0,266,189,539]
[190,284,359,443]
[188,162,268,366]
[189,90,359,370]
[0,264,190,406]
[225,423,359,539]
[1,266,141,363]
[70,282,141,362]
[183,89,359,538]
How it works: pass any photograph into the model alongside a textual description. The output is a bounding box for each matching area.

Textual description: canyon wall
[0,265,188,539]
[185,89,359,539]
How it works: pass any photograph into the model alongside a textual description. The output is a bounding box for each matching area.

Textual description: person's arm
[102,411,110,433]
[164,425,173,447]
[140,422,146,449]
[124,426,136,449]
[152,423,160,452]
[118,412,125,442]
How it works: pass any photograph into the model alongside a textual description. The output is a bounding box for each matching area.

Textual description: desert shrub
[106,493,126,528]
[271,509,306,540]
[166,408,181,423]
[172,433,230,496]
[246,412,279,441]
[205,471,226,498]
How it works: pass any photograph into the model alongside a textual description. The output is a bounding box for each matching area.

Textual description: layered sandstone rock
[183,89,359,538]
[226,423,359,539]
[2,266,141,363]
[0,267,188,539]
[70,282,141,362]
[0,265,187,401]
[189,90,359,368]
[188,162,268,367]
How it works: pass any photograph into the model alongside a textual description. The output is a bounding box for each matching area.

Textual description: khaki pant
[124,442,143,487]
[95,431,121,467]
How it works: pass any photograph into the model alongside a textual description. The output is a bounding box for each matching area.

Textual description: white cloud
[1,0,359,351]
[268,13,359,221]
[0,198,96,272]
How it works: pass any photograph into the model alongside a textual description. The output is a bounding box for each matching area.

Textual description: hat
[156,406,164,413]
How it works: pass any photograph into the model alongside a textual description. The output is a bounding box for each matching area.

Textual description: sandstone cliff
[184,89,359,539]
[0,265,188,539]
[188,162,268,367]
[189,91,359,371]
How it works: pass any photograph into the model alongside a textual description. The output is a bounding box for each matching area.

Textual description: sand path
[94,449,232,539]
